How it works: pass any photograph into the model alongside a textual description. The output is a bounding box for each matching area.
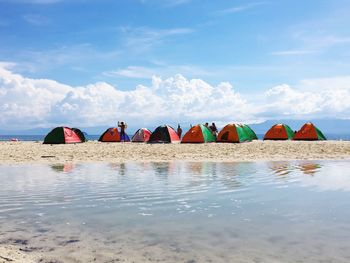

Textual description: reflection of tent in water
[151,162,175,176]
[268,162,293,177]
[186,162,218,177]
[269,162,321,176]
[51,163,75,173]
[108,163,129,176]
[298,163,321,175]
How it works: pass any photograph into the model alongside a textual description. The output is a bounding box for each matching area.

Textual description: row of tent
[43,122,326,144]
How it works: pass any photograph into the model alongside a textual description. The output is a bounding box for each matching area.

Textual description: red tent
[43,127,83,144]
[99,128,121,142]
[148,125,180,143]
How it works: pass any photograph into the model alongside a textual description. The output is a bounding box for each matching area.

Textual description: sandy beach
[0,140,349,164]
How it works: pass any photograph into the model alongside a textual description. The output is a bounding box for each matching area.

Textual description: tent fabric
[72,128,87,142]
[132,128,152,142]
[240,124,258,140]
[293,123,326,141]
[148,125,180,143]
[99,128,121,142]
[264,124,294,140]
[181,124,216,143]
[44,127,83,144]
[217,124,251,143]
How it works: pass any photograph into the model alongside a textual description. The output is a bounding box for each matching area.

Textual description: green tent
[240,124,258,140]
[315,127,327,140]
[182,124,216,143]
[217,124,251,143]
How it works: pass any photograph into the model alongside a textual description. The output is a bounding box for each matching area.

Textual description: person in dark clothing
[210,122,218,136]
[118,121,127,141]
[177,124,182,138]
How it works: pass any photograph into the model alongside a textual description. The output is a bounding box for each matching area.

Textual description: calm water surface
[0,161,350,262]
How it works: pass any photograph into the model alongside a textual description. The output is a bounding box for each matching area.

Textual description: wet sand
[0,140,349,164]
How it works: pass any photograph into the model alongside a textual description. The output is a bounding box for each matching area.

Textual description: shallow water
[1,161,350,262]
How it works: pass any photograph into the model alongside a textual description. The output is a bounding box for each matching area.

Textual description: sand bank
[0,140,349,164]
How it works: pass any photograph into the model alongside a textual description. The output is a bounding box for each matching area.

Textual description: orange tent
[264,124,294,140]
[217,124,250,143]
[181,124,216,143]
[99,128,121,142]
[293,123,326,141]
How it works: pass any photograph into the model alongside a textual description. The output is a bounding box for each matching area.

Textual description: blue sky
[1,0,349,90]
[0,0,350,129]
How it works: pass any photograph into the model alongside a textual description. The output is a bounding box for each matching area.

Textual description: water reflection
[269,162,293,177]
[269,161,322,177]
[50,163,75,173]
[296,163,322,175]
[1,161,350,262]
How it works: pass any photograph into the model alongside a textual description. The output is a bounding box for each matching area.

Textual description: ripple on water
[0,161,350,262]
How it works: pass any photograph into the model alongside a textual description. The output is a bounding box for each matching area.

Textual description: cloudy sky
[0,0,350,130]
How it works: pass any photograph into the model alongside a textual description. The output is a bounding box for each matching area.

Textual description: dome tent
[293,123,326,141]
[181,124,216,143]
[72,128,87,142]
[43,127,83,144]
[240,124,258,140]
[217,124,251,143]
[132,128,152,142]
[99,128,121,142]
[264,124,294,140]
[148,125,180,143]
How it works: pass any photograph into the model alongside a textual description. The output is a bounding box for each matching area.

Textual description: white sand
[0,245,37,263]
[0,140,349,163]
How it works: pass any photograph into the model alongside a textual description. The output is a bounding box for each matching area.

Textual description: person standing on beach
[177,124,182,138]
[118,121,127,141]
[210,122,218,137]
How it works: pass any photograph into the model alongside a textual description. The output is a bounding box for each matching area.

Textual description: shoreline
[0,140,349,164]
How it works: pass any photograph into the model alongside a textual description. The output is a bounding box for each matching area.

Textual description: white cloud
[262,77,350,119]
[1,63,350,129]
[103,64,212,79]
[217,2,266,14]
[0,64,251,129]
[270,50,317,56]
[119,26,194,51]
[104,66,155,79]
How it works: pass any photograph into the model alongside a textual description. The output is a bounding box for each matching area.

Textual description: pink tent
[131,128,152,142]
